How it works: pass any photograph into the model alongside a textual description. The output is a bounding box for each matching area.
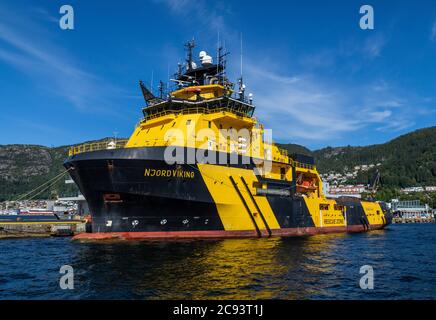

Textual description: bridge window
[280,167,286,180]
[320,204,329,210]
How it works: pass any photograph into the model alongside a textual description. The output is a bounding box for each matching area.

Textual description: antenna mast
[167,63,170,95]
[185,39,195,71]
[216,30,220,76]
[158,80,165,99]
[238,32,245,101]
[150,70,154,95]
[240,32,243,77]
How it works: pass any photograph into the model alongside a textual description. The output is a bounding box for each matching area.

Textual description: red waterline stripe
[72,224,386,241]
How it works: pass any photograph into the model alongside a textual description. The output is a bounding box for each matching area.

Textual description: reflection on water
[0,224,435,299]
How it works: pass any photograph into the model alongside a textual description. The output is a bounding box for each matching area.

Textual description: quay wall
[0,221,86,239]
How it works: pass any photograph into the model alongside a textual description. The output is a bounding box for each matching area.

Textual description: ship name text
[144,168,195,178]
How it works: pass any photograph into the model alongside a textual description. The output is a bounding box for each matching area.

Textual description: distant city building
[320,163,382,187]
[324,182,366,198]
[401,186,436,193]
[57,179,89,215]
[390,199,432,219]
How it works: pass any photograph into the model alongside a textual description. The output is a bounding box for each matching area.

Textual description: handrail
[142,106,253,122]
[278,148,288,157]
[292,160,315,170]
[68,139,128,156]
[68,138,316,171]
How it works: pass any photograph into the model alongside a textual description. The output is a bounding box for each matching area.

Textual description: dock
[0,220,87,239]
[392,217,435,224]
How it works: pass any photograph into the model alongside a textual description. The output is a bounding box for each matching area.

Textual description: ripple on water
[0,224,435,299]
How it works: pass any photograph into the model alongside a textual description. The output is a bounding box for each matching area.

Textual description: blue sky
[0,0,435,150]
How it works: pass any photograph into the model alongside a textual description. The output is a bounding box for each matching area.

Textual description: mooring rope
[24,173,71,201]
[13,168,73,202]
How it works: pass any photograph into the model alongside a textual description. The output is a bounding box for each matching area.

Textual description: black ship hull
[64,147,391,240]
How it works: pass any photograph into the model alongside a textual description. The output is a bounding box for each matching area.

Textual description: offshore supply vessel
[65,41,391,240]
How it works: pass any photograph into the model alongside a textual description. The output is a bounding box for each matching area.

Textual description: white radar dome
[199,50,213,65]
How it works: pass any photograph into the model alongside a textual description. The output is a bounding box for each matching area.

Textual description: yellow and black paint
[65,146,390,239]
[65,80,391,240]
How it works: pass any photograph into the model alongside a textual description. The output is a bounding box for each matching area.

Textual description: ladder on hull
[229,175,272,238]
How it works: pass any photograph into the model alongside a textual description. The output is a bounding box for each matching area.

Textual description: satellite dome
[199,50,213,65]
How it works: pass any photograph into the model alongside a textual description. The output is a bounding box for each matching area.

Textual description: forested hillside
[313,126,436,187]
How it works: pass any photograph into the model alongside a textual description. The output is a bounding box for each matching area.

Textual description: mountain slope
[0,138,120,201]
[276,143,313,157]
[313,126,436,187]
[0,144,74,201]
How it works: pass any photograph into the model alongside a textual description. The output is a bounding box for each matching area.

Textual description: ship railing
[292,160,315,170]
[143,106,252,122]
[278,148,288,157]
[68,139,128,156]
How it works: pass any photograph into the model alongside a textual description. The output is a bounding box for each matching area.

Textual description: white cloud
[371,80,389,92]
[362,34,385,58]
[376,119,414,132]
[31,6,59,24]
[246,64,360,141]
[368,110,392,122]
[243,62,420,143]
[376,100,402,108]
[431,22,436,41]
[0,6,129,115]
[156,0,227,32]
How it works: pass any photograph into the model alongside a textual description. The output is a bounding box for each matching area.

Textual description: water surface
[0,223,434,299]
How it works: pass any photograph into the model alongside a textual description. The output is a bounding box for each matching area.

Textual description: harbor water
[0,223,434,299]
